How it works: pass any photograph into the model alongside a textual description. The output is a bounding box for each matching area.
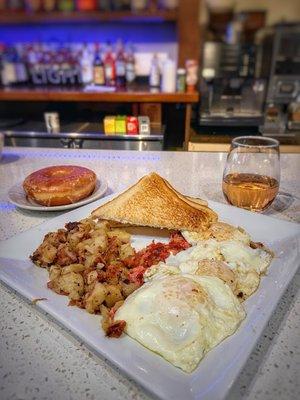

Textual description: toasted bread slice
[162,177,208,208]
[185,195,208,207]
[92,172,217,232]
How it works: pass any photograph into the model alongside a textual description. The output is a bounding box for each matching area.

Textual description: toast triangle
[92,172,218,232]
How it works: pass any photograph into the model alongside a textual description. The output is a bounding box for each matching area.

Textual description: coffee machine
[260,24,300,136]
[199,41,266,128]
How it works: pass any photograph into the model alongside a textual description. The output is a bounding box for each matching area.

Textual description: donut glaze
[23,165,97,206]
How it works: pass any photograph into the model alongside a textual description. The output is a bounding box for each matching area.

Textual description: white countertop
[0,147,299,400]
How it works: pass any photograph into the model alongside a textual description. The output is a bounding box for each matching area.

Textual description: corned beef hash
[31,217,190,337]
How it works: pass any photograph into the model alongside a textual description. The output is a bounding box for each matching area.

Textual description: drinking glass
[222,136,280,212]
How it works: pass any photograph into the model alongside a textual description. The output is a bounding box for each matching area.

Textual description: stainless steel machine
[260,24,300,136]
[199,40,267,128]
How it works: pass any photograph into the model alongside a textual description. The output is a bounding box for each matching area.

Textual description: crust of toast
[92,173,217,232]
[162,178,208,208]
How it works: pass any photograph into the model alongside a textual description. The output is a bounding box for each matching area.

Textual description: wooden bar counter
[189,132,300,154]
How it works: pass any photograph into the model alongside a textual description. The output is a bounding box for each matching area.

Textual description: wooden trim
[177,0,200,67]
[0,88,199,103]
[184,104,192,149]
[0,10,177,25]
[188,142,300,154]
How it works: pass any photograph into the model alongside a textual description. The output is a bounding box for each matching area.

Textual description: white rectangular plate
[0,196,299,400]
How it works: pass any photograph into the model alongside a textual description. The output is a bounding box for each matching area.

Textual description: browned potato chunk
[85,282,107,313]
[49,265,61,281]
[121,282,139,298]
[107,229,130,243]
[61,263,86,274]
[104,284,123,308]
[120,243,135,260]
[58,272,84,300]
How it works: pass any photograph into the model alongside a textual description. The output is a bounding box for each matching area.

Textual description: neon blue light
[0,202,15,211]
[0,23,176,44]
[3,149,161,161]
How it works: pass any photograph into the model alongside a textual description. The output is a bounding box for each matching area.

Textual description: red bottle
[76,0,96,11]
[104,43,116,87]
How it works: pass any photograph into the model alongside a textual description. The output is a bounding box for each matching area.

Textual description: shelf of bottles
[0,1,178,24]
[0,38,199,103]
[0,40,142,88]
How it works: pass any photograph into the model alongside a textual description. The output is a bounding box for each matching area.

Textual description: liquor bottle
[149,53,160,88]
[61,50,71,85]
[93,47,105,86]
[15,46,28,84]
[80,45,93,85]
[130,0,147,11]
[0,0,6,12]
[125,43,135,86]
[57,0,74,11]
[76,0,96,11]
[115,40,126,89]
[25,0,42,12]
[104,42,116,86]
[7,0,24,11]
[42,0,57,11]
[97,0,110,11]
[43,49,52,85]
[1,46,17,86]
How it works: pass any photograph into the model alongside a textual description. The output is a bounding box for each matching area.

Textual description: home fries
[30,172,273,372]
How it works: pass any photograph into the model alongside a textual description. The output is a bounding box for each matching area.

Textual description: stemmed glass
[222,136,280,212]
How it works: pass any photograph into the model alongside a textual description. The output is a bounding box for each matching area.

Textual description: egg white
[147,238,272,299]
[115,274,245,372]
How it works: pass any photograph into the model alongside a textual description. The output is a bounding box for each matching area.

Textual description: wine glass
[222,136,280,212]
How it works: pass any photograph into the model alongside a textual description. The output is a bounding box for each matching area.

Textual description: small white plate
[8,179,108,212]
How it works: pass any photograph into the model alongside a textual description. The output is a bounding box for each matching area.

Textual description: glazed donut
[23,165,97,206]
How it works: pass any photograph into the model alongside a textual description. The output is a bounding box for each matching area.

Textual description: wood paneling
[178,0,200,67]
[0,87,199,103]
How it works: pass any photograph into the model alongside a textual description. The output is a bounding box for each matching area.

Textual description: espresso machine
[260,24,300,136]
[199,41,266,129]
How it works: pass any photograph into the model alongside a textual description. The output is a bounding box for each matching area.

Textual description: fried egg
[182,222,251,245]
[115,274,245,372]
[146,238,272,300]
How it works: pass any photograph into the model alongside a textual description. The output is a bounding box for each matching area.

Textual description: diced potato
[120,243,135,260]
[84,235,108,254]
[121,282,139,298]
[49,265,61,281]
[107,229,131,243]
[61,264,86,274]
[100,304,111,333]
[104,284,123,308]
[86,270,98,285]
[58,272,84,300]
[85,282,107,313]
